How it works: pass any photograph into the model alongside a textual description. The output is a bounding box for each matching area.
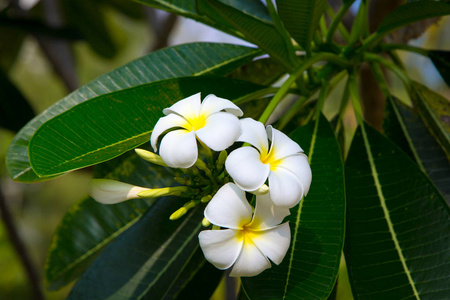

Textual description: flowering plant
[4,1,450,299]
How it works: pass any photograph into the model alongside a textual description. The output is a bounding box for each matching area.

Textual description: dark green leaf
[0,69,35,132]
[383,97,450,204]
[428,50,450,87]
[345,123,450,299]
[410,82,450,160]
[67,199,209,299]
[6,42,260,182]
[276,0,327,51]
[28,77,266,177]
[221,0,272,22]
[242,114,345,299]
[0,26,25,71]
[377,1,450,35]
[197,0,294,70]
[45,149,173,289]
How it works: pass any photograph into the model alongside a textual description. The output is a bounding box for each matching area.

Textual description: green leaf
[28,77,266,177]
[67,199,215,299]
[345,123,450,299]
[242,114,345,299]
[377,1,450,35]
[383,97,450,204]
[0,69,35,132]
[410,82,450,160]
[45,149,173,289]
[196,0,294,70]
[428,50,450,87]
[276,0,327,51]
[61,0,117,58]
[6,42,260,182]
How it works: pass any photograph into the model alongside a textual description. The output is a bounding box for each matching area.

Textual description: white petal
[89,179,148,204]
[199,229,243,270]
[277,154,312,196]
[249,193,290,230]
[150,114,188,151]
[229,237,271,277]
[204,183,252,229]
[225,147,270,191]
[237,118,269,153]
[200,94,243,117]
[163,93,201,117]
[250,223,291,265]
[268,168,304,208]
[159,129,198,168]
[195,112,241,151]
[267,126,303,160]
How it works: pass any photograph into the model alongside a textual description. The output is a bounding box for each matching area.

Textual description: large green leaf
[276,0,327,51]
[242,114,345,299]
[345,123,450,299]
[196,0,294,70]
[28,77,266,177]
[377,1,450,35]
[45,149,174,289]
[6,43,260,182]
[67,198,219,299]
[383,97,450,204]
[135,0,271,36]
[428,50,450,87]
[410,82,450,160]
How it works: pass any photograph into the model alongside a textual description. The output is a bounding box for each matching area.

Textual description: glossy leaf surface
[242,114,345,299]
[410,82,450,159]
[67,199,218,299]
[345,123,450,299]
[197,0,294,70]
[383,97,450,204]
[276,0,327,51]
[377,1,450,35]
[29,77,265,177]
[45,150,173,289]
[6,43,260,182]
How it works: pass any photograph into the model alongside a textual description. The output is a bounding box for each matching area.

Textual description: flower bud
[89,179,150,205]
[216,150,227,170]
[170,207,187,220]
[135,149,167,167]
[137,186,190,198]
[202,218,211,227]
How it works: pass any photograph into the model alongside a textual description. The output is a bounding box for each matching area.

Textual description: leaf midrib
[361,123,420,299]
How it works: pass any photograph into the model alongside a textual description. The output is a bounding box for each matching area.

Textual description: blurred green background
[0,0,449,299]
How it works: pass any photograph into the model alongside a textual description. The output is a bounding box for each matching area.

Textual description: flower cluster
[89,93,312,277]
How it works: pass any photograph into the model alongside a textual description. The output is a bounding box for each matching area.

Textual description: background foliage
[1,0,450,299]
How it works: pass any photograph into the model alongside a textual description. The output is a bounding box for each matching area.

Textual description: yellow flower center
[260,147,281,171]
[185,114,207,131]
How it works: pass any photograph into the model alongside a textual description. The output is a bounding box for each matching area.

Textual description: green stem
[258,53,350,124]
[320,15,328,39]
[370,62,391,98]
[348,72,364,125]
[233,87,278,106]
[266,0,298,66]
[326,6,350,42]
[326,1,353,43]
[381,43,429,56]
[335,77,350,135]
[364,52,412,91]
[277,96,309,131]
[314,80,329,120]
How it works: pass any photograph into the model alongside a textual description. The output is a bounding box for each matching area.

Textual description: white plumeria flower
[89,179,150,204]
[225,118,312,208]
[150,93,243,168]
[199,183,291,277]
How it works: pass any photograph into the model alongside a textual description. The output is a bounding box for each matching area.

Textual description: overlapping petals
[150,93,243,168]
[225,118,312,208]
[198,183,291,277]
